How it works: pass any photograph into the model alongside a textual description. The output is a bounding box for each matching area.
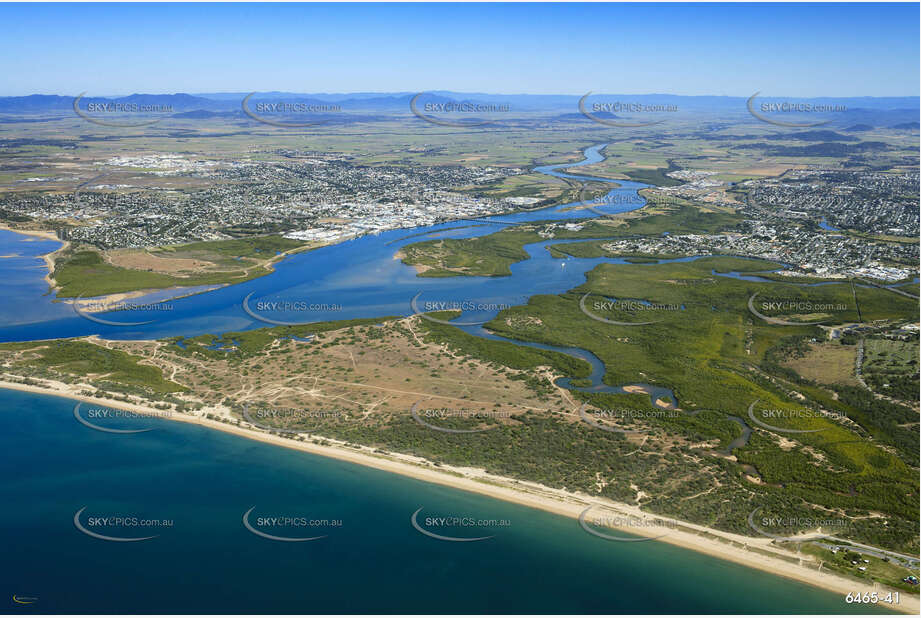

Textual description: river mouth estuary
[0,145,909,614]
[0,146,754,406]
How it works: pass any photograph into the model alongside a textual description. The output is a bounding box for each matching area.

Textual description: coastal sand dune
[0,377,915,614]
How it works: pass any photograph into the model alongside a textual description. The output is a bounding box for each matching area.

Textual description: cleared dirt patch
[107,249,217,274]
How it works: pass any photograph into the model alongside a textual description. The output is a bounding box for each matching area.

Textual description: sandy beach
[393,248,433,274]
[0,376,915,613]
[65,285,228,312]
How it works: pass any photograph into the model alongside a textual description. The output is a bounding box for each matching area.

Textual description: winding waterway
[1,145,636,340]
[0,146,748,406]
[0,146,900,613]
[0,145,853,412]
[7,143,903,427]
[1,142,913,344]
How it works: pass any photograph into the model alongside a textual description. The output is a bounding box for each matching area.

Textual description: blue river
[0,145,649,341]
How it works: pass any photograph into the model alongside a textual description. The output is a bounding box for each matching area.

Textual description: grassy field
[782,341,859,386]
[622,164,683,187]
[460,171,580,205]
[797,542,919,593]
[52,235,309,298]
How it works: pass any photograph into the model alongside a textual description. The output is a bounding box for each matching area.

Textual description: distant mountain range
[0,92,917,128]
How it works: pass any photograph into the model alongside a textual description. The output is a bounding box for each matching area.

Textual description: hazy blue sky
[1,2,918,96]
